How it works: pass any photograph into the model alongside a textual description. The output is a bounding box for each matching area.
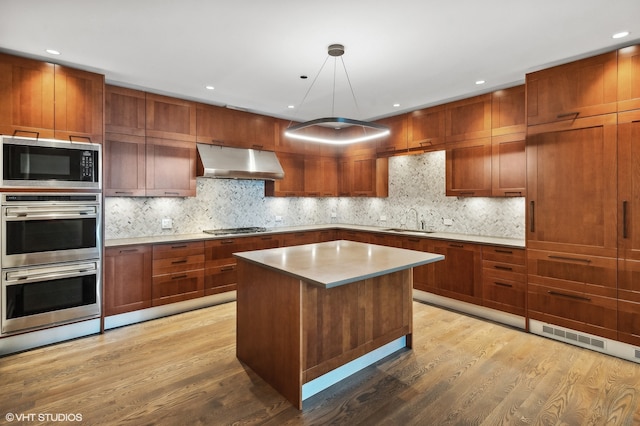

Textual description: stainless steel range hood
[196,143,284,180]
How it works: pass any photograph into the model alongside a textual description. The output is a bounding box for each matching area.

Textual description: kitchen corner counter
[234,239,444,288]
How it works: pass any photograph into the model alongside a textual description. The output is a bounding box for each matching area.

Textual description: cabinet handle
[115,191,134,195]
[12,129,40,139]
[419,140,433,147]
[408,238,420,243]
[494,265,513,271]
[307,192,320,196]
[504,191,522,197]
[261,236,273,240]
[623,200,629,239]
[220,266,235,272]
[211,140,226,146]
[548,255,591,264]
[119,248,139,254]
[171,244,188,249]
[556,112,579,119]
[171,259,188,264]
[494,249,513,254]
[494,281,513,288]
[164,192,180,196]
[459,192,475,196]
[529,201,535,233]
[251,144,264,150]
[221,239,235,244]
[171,274,188,280]
[69,135,92,143]
[449,243,464,248]
[548,290,591,302]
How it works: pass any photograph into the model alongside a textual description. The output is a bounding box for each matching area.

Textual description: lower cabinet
[430,240,483,305]
[481,246,526,316]
[104,245,152,316]
[152,241,204,306]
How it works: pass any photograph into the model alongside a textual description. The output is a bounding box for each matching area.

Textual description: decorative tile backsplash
[104,150,525,240]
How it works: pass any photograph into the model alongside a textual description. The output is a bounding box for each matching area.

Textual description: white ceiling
[1,0,639,122]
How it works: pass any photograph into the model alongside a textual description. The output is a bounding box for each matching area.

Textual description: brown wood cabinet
[400,236,433,292]
[617,109,640,345]
[105,86,146,196]
[481,245,526,316]
[204,234,280,295]
[152,241,204,306]
[526,114,618,257]
[196,103,275,151]
[491,85,526,137]
[304,156,338,196]
[103,245,152,316]
[145,137,197,197]
[618,44,640,113]
[430,240,483,305]
[526,51,618,126]
[445,94,492,143]
[375,114,408,154]
[145,93,196,142]
[445,138,492,196]
[264,152,305,196]
[338,155,388,197]
[0,53,103,142]
[408,105,446,151]
[491,133,526,197]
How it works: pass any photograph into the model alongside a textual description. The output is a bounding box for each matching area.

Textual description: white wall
[104,150,525,240]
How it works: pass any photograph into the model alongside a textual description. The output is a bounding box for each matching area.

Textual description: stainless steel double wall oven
[0,136,102,335]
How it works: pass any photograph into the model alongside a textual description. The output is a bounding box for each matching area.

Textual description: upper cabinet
[526,51,618,126]
[0,53,104,143]
[408,105,446,151]
[491,85,525,136]
[375,114,408,155]
[445,94,492,143]
[618,44,640,113]
[196,104,275,151]
[146,93,196,141]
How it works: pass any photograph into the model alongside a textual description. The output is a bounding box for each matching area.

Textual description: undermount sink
[383,228,435,234]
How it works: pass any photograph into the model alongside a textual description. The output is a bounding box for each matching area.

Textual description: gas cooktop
[203,227,267,236]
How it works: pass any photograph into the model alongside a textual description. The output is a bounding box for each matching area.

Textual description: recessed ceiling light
[205,85,215,90]
[393,103,400,108]
[45,49,61,55]
[287,105,295,109]
[613,31,630,39]
[475,80,486,85]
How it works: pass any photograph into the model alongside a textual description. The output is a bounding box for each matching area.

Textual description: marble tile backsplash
[104,150,525,240]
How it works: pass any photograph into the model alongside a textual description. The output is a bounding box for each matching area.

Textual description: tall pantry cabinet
[526,45,640,343]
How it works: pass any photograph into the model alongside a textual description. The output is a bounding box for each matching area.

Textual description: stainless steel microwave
[0,136,101,189]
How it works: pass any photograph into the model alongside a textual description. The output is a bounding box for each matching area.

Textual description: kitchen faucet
[405,208,419,230]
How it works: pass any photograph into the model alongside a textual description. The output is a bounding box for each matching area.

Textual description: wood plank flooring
[1,301,640,425]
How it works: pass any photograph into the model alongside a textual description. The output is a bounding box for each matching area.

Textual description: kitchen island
[234,240,444,409]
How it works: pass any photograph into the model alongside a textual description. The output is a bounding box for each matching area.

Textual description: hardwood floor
[1,301,639,425]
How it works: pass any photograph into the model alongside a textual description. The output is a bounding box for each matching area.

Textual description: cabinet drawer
[205,235,279,266]
[152,254,205,276]
[618,298,640,346]
[205,264,237,295]
[481,246,525,265]
[153,241,204,259]
[527,249,616,296]
[482,260,526,276]
[152,269,204,306]
[528,282,617,339]
[482,274,525,316]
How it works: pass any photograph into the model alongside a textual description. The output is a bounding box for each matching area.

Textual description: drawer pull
[221,240,235,245]
[449,243,464,248]
[115,191,134,195]
[494,281,513,288]
[548,290,591,302]
[623,200,629,239]
[556,111,579,119]
[494,249,513,254]
[119,248,139,254]
[171,244,188,249]
[164,192,180,196]
[171,274,188,280]
[529,201,535,232]
[220,266,235,272]
[171,259,188,264]
[494,265,513,271]
[261,236,273,240]
[548,255,591,264]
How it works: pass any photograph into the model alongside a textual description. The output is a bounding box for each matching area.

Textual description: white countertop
[234,240,445,288]
[105,224,525,249]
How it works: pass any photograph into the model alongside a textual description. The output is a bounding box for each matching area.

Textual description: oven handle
[3,262,98,284]
[4,206,98,219]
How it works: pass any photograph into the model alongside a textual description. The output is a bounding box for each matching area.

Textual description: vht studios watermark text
[5,412,83,422]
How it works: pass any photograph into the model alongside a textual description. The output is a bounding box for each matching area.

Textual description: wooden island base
[236,259,413,409]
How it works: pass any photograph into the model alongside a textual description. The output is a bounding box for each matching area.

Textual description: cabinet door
[105,85,146,136]
[401,236,433,292]
[618,45,640,112]
[151,270,204,306]
[445,94,492,143]
[408,105,446,150]
[146,93,196,141]
[446,138,492,196]
[481,246,526,316]
[431,240,482,304]
[491,133,526,197]
[304,156,338,197]
[526,115,618,257]
[53,65,104,144]
[104,133,146,196]
[104,245,152,316]
[376,114,408,154]
[0,53,55,138]
[491,85,525,137]
[526,51,618,126]
[145,137,197,197]
[264,152,305,196]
